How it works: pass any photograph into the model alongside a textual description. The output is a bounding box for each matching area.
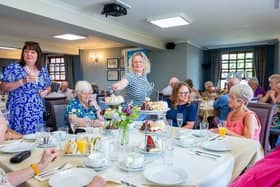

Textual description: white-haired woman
[65,81,103,132]
[225,84,261,140]
[248,77,265,99]
[201,81,217,100]
[260,74,280,104]
[112,52,153,106]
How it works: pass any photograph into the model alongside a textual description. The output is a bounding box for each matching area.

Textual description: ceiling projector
[102,3,127,17]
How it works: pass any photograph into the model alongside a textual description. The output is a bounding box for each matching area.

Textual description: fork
[120,180,138,187]
[38,162,67,177]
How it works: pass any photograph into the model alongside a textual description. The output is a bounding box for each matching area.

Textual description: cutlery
[208,135,220,141]
[194,152,217,160]
[38,167,71,178]
[38,162,67,177]
[195,150,221,158]
[120,180,138,187]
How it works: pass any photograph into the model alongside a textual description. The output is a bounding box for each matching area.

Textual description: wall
[79,47,125,90]
[148,43,203,91]
[186,44,203,89]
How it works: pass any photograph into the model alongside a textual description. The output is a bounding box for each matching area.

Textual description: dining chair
[247,103,276,154]
[51,104,67,130]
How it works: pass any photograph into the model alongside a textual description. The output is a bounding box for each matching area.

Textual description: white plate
[136,145,162,154]
[103,101,123,106]
[144,165,187,186]
[119,161,144,172]
[1,142,35,153]
[175,138,195,148]
[83,160,110,171]
[23,133,37,140]
[201,141,232,152]
[37,143,56,148]
[49,168,96,187]
[140,108,170,115]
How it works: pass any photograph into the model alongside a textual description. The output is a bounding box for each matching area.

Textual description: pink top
[226,110,261,140]
[229,147,280,187]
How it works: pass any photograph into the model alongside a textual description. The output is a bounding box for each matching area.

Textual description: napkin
[34,163,73,182]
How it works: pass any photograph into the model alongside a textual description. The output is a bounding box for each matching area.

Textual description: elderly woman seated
[201,81,217,100]
[65,81,103,132]
[166,82,196,128]
[248,77,266,100]
[224,84,261,140]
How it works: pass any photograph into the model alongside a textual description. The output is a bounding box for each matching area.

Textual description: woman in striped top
[112,52,153,106]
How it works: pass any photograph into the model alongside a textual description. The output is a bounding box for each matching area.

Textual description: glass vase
[119,127,129,146]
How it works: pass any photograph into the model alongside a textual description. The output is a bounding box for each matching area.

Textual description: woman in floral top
[65,81,103,132]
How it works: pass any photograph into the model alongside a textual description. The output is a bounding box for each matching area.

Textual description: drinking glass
[176,113,184,128]
[199,121,209,138]
[217,120,227,137]
[162,138,174,166]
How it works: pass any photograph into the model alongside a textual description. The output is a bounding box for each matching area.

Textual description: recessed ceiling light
[53,34,86,40]
[0,46,17,50]
[148,16,190,28]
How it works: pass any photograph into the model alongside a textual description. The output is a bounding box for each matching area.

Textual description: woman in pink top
[226,84,261,140]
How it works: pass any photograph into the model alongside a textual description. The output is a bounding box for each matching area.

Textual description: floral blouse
[65,96,97,124]
[0,168,12,187]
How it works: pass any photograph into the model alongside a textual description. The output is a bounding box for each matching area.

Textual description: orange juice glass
[218,127,227,137]
[77,139,87,154]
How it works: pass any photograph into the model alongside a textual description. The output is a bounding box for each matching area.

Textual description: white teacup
[125,153,144,169]
[87,152,107,168]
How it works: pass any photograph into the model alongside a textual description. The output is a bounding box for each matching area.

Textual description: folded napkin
[34,163,73,182]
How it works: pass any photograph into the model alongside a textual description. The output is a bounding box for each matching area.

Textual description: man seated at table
[229,147,280,187]
[214,77,240,121]
[161,77,179,96]
[58,80,73,100]
[201,81,217,100]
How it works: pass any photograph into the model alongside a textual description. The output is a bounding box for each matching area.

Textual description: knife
[195,150,221,158]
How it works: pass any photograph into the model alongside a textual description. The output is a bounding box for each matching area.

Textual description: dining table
[0,127,264,187]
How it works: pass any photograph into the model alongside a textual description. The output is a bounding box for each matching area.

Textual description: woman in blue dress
[166,82,197,128]
[0,41,51,135]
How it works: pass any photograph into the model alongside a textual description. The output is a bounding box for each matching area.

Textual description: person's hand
[25,74,37,83]
[37,148,59,171]
[112,83,119,91]
[93,119,104,127]
[87,176,107,187]
[39,90,48,97]
[268,90,276,98]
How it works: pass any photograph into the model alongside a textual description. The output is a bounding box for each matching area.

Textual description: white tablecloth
[0,128,263,187]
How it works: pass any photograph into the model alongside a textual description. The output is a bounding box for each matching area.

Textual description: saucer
[83,160,110,171]
[119,161,144,172]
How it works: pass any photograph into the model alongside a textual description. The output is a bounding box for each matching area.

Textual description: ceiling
[0,0,279,54]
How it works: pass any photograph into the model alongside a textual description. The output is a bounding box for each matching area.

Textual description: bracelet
[30,163,40,176]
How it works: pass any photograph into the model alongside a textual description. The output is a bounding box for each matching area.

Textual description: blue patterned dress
[1,63,51,135]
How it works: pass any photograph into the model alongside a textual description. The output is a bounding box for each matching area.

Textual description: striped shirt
[125,72,152,106]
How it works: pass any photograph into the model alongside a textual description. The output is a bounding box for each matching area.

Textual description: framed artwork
[107,70,119,81]
[119,70,125,80]
[119,57,125,69]
[107,58,118,69]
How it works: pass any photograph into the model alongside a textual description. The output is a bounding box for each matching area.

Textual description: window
[220,51,254,88]
[47,56,66,81]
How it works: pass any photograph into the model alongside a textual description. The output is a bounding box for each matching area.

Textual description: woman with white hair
[65,81,103,132]
[112,52,153,106]
[260,74,280,104]
[225,84,261,140]
[201,81,217,100]
[248,77,265,99]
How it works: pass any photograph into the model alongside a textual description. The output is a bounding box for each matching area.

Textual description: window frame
[47,56,66,81]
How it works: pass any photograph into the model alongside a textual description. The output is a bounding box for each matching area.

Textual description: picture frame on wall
[119,70,125,80]
[107,58,118,69]
[119,57,125,69]
[107,70,119,81]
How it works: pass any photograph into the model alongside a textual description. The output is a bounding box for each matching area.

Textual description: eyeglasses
[178,91,189,96]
